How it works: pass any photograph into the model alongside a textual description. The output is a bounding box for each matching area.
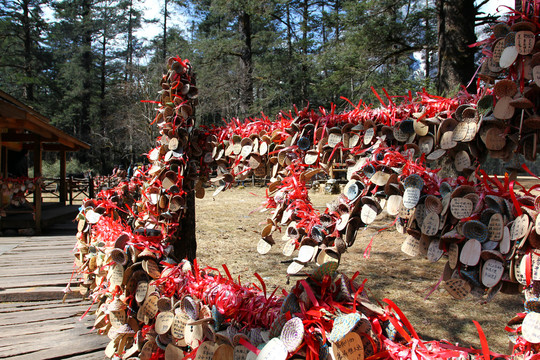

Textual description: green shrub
[31,159,96,178]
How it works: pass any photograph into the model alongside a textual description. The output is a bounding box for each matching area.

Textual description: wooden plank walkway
[0,234,108,359]
[0,203,80,233]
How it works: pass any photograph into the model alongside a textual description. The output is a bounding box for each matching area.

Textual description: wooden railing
[41,176,95,205]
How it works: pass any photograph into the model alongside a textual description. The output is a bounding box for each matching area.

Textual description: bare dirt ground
[195,185,526,355]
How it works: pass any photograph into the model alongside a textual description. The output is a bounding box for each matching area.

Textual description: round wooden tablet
[257,239,272,255]
[282,238,296,256]
[135,281,149,304]
[450,198,473,219]
[444,278,471,299]
[185,323,204,349]
[256,338,288,360]
[454,150,471,172]
[195,341,218,360]
[421,211,440,236]
[511,214,530,240]
[403,188,421,209]
[534,65,540,87]
[522,312,540,343]
[296,245,315,263]
[233,345,250,360]
[481,259,504,288]
[488,213,504,241]
[500,227,511,254]
[137,294,159,323]
[427,239,444,262]
[386,195,402,216]
[155,311,174,335]
[287,260,305,275]
[427,148,446,160]
[532,253,540,281]
[516,31,535,55]
[165,343,184,360]
[331,332,364,360]
[213,344,234,360]
[171,311,191,340]
[492,39,505,62]
[448,243,459,269]
[364,127,375,145]
[460,239,481,266]
[401,235,429,257]
[499,46,518,68]
[361,204,378,224]
[493,96,515,120]
[440,131,457,149]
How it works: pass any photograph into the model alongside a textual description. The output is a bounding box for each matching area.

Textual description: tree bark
[300,0,309,100]
[424,0,430,80]
[126,0,134,81]
[163,0,168,64]
[437,0,476,95]
[238,11,253,117]
[22,0,34,101]
[80,0,93,142]
[173,189,197,262]
[100,30,107,174]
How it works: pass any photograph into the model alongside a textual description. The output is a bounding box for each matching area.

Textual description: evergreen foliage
[0,0,504,174]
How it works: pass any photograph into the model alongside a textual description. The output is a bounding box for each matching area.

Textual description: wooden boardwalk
[0,233,108,359]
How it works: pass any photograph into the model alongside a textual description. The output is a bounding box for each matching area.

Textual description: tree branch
[224,51,242,57]
[0,63,25,69]
[475,15,498,25]
[475,0,490,11]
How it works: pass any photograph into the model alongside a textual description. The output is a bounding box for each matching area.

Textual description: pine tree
[0,0,48,105]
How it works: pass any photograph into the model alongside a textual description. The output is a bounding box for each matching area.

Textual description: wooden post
[69,176,74,205]
[89,173,94,199]
[59,150,67,205]
[33,141,42,234]
[173,188,197,262]
[1,146,7,178]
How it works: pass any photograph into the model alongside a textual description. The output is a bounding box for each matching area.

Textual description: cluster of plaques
[478,19,540,162]
[201,86,539,297]
[76,199,486,360]
[71,55,521,359]
[401,184,540,302]
[0,176,38,209]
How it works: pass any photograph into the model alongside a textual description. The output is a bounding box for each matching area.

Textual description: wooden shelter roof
[0,90,90,152]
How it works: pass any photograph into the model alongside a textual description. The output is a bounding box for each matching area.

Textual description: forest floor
[194,184,536,355]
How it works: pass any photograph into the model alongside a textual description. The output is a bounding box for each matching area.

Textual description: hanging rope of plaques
[69,4,540,360]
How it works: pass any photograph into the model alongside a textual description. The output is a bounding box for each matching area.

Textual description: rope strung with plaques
[70,4,540,359]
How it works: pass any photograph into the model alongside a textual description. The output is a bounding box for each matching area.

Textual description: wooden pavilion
[0,90,90,233]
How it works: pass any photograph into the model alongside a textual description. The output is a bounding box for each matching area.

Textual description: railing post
[33,141,42,234]
[59,150,67,205]
[89,174,94,199]
[69,176,74,205]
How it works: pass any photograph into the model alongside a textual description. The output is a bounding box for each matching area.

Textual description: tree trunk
[173,189,197,262]
[238,11,253,117]
[80,0,93,142]
[286,3,293,104]
[424,0,430,80]
[100,32,107,174]
[437,0,476,95]
[22,0,34,101]
[334,0,340,40]
[300,0,309,100]
[163,0,168,64]
[126,0,133,81]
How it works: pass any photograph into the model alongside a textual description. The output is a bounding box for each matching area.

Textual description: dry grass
[195,186,523,355]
